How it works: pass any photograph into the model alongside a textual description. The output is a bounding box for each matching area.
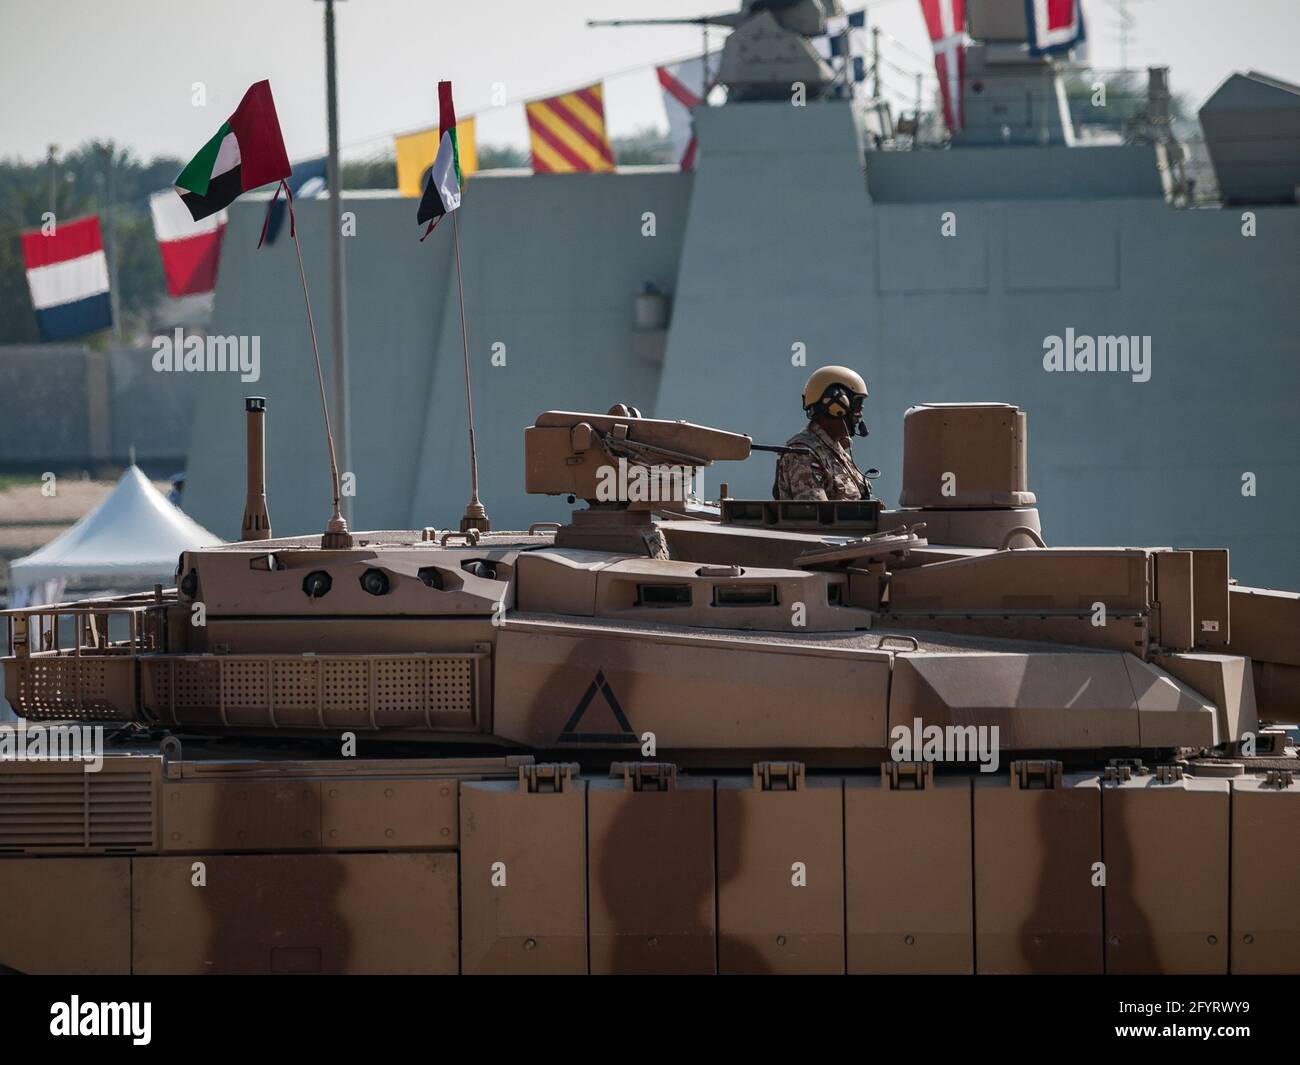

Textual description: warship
[1,389,1297,975]
[1,0,1297,977]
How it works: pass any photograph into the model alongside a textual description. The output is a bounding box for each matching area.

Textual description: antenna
[1103,0,1150,73]
[452,210,490,533]
[320,0,351,528]
[288,222,352,550]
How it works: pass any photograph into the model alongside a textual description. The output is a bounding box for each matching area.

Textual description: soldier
[773,365,871,500]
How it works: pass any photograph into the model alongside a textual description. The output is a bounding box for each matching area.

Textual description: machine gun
[525,406,807,506]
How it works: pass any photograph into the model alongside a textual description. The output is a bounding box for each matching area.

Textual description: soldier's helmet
[802,365,868,418]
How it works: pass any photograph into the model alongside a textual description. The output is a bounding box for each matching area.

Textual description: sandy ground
[0,478,120,524]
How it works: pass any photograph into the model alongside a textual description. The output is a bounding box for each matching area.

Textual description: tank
[1,396,1297,975]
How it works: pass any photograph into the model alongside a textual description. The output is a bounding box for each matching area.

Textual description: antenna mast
[290,230,352,549]
[288,0,351,550]
[453,210,490,533]
[323,0,351,526]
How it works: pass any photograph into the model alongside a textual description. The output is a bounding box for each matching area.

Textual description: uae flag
[417,82,463,232]
[175,80,291,221]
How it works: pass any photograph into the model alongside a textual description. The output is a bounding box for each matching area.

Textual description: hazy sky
[2,0,1297,164]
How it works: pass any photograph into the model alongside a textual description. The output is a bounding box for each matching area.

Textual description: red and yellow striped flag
[526,83,615,174]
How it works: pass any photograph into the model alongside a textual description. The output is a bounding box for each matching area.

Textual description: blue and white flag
[814,9,869,90]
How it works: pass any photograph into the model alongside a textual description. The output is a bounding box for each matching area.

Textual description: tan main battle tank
[1,397,1297,975]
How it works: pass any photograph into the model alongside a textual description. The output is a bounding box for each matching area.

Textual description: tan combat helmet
[802,365,868,421]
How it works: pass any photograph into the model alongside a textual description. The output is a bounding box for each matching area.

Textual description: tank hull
[2,747,1297,975]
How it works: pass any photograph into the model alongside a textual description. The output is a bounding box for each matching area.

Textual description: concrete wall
[0,344,195,470]
[0,346,106,465]
[185,100,1300,589]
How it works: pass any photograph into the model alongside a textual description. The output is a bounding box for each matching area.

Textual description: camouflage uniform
[641,526,671,560]
[773,421,869,500]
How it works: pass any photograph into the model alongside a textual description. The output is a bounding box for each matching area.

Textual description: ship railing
[873,65,1192,155]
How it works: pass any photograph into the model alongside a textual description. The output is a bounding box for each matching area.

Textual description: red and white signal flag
[1027,0,1086,56]
[920,0,968,133]
[657,55,712,171]
[150,191,226,298]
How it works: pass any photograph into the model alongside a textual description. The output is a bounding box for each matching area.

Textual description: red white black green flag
[175,80,292,222]
[417,82,463,237]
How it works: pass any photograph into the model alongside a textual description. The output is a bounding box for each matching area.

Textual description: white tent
[8,466,223,605]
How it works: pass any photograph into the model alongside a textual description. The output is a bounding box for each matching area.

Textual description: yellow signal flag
[395,117,477,197]
[526,84,615,173]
